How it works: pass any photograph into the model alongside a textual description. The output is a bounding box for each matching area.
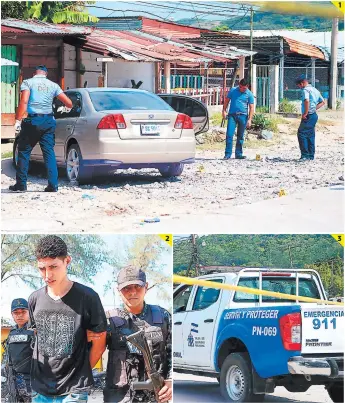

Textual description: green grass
[1,151,13,159]
[210,112,223,126]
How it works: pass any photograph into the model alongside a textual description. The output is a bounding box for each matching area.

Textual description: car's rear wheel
[66,143,90,184]
[220,353,265,402]
[159,163,184,178]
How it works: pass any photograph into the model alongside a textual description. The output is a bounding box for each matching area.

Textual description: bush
[256,106,270,113]
[251,113,285,133]
[251,113,269,131]
[278,98,298,113]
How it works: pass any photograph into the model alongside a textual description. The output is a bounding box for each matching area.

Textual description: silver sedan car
[13,88,208,184]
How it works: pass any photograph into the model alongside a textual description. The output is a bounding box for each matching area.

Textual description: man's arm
[89,331,106,368]
[15,90,30,122]
[57,93,73,109]
[222,97,230,119]
[316,98,325,110]
[158,310,172,402]
[247,104,254,128]
[302,99,309,119]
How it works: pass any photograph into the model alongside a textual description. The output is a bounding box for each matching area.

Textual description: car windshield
[89,91,174,111]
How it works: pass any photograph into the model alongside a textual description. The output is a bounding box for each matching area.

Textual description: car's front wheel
[159,163,184,178]
[66,143,90,184]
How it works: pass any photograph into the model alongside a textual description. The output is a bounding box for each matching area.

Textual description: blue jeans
[225,114,248,158]
[16,115,58,188]
[297,112,318,159]
[32,391,88,403]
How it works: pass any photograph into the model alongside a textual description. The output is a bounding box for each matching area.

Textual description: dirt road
[1,112,343,233]
[173,372,333,403]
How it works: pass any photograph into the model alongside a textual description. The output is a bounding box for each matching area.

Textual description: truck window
[173,285,193,313]
[192,279,223,311]
[234,277,321,303]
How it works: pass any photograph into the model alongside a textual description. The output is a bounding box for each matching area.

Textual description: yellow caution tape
[158,234,173,247]
[331,234,344,247]
[332,1,344,14]
[173,275,344,306]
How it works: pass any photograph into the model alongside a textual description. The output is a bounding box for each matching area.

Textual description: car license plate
[140,124,160,135]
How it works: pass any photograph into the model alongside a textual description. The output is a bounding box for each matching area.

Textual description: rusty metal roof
[1,18,93,35]
[64,29,240,63]
[140,17,201,39]
[283,37,325,59]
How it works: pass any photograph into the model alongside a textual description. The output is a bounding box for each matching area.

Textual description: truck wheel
[327,384,344,403]
[220,353,265,402]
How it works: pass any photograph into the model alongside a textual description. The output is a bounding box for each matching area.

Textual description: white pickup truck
[173,268,344,402]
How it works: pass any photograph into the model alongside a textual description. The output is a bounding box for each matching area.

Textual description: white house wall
[64,44,155,91]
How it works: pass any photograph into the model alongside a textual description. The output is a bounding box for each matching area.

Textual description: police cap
[11,298,28,312]
[117,266,146,290]
[295,74,308,85]
[35,65,48,73]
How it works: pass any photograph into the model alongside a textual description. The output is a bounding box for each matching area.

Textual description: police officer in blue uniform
[9,65,73,192]
[296,74,325,160]
[3,298,35,403]
[99,266,172,403]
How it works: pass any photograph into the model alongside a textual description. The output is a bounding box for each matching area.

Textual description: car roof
[66,87,151,94]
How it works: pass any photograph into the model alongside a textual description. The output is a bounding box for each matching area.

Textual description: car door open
[158,94,209,135]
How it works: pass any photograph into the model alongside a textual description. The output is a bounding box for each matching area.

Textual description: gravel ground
[1,112,343,233]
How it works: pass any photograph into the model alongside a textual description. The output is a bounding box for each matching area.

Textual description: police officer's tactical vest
[106,305,167,390]
[6,327,34,375]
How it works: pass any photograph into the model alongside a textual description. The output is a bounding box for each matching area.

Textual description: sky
[1,234,172,323]
[87,1,244,22]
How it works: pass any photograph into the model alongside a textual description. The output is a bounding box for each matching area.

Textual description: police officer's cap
[117,266,146,290]
[295,74,308,84]
[11,298,29,312]
[36,65,48,73]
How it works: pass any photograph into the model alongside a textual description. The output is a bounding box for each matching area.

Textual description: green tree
[1,234,113,288]
[103,235,171,304]
[1,1,98,24]
[1,2,27,19]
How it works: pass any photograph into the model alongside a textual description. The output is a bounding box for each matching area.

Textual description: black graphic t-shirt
[28,282,107,396]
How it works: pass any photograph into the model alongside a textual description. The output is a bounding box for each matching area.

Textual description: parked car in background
[13,88,208,184]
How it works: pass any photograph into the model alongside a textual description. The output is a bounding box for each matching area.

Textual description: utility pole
[186,235,200,277]
[330,18,338,110]
[250,6,254,84]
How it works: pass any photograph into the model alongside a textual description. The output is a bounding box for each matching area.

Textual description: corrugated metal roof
[1,25,31,33]
[283,36,325,60]
[140,17,201,39]
[1,18,93,35]
[65,29,240,63]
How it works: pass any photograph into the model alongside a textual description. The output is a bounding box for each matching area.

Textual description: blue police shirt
[227,87,255,115]
[20,75,63,114]
[301,84,324,115]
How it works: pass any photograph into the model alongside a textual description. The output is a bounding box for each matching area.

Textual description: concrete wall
[64,44,155,91]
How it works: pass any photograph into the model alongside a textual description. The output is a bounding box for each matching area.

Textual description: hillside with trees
[173,235,344,298]
[177,12,344,31]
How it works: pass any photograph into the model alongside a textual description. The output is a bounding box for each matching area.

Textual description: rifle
[126,330,165,402]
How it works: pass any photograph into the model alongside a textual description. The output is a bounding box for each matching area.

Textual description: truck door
[183,278,224,369]
[173,284,194,365]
